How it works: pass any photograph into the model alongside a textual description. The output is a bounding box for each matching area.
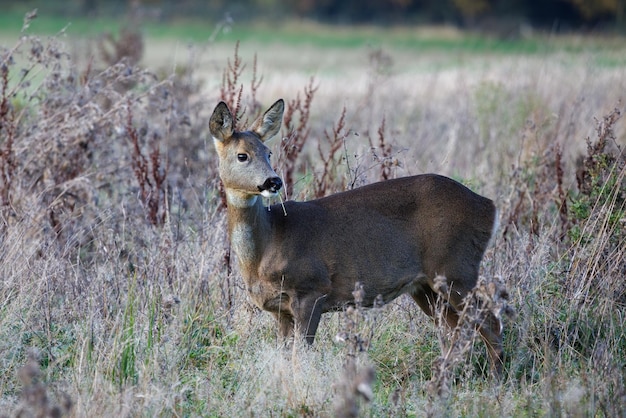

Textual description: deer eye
[237,153,248,162]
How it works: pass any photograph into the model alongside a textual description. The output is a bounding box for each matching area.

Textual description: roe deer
[210,99,503,374]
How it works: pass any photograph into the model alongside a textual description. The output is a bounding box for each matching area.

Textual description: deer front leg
[294,293,328,344]
[272,311,295,341]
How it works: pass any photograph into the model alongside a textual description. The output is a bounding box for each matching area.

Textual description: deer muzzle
[258,176,283,197]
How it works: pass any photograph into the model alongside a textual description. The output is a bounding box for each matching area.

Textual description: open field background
[0,10,625,417]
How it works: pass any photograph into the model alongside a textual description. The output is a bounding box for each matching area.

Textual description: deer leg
[273,312,295,341]
[411,287,460,328]
[443,282,504,377]
[294,293,327,344]
[419,283,503,377]
[477,311,504,377]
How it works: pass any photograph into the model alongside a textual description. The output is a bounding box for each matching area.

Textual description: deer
[210,98,504,375]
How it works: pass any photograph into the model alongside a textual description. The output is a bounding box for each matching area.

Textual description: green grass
[2,9,624,56]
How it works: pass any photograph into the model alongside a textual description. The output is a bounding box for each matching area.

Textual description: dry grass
[0,15,625,417]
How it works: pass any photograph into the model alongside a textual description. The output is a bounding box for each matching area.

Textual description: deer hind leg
[411,285,503,376]
[476,310,504,376]
[410,286,460,327]
[444,282,504,377]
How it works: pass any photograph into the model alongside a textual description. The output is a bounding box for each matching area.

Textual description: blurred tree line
[10,0,626,30]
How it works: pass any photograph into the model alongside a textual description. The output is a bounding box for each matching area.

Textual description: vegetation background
[0,0,624,416]
[3,0,626,29]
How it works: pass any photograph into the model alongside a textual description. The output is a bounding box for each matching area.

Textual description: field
[0,11,625,417]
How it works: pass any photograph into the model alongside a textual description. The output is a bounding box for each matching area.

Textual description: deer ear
[209,101,234,142]
[250,99,284,142]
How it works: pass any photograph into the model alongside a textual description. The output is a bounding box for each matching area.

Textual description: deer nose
[259,177,283,194]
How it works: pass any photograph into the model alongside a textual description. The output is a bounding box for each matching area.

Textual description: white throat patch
[226,192,258,208]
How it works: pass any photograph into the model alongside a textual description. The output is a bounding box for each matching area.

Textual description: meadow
[0,11,625,417]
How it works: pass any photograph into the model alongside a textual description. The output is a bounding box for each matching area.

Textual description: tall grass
[1,12,625,417]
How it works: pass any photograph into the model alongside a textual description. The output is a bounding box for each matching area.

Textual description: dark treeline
[12,0,626,31]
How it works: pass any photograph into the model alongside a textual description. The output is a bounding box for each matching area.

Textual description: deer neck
[225,190,272,281]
